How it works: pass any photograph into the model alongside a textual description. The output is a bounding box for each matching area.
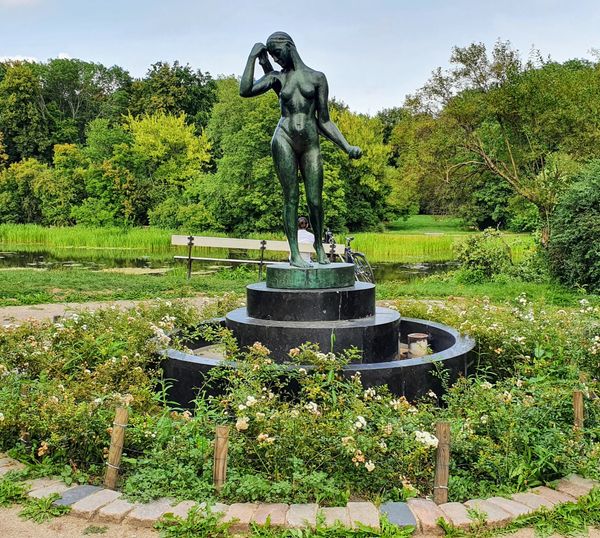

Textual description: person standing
[297,216,314,263]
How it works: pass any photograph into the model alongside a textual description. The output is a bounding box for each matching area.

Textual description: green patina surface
[266,262,355,289]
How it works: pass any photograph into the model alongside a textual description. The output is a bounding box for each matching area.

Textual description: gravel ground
[0,297,211,326]
[0,507,157,538]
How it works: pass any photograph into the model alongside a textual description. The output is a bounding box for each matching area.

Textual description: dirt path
[0,507,157,538]
[0,297,211,326]
[2,505,600,538]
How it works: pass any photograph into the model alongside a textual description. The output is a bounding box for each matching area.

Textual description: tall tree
[0,62,50,162]
[412,42,600,240]
[0,158,51,223]
[39,59,132,146]
[129,61,216,132]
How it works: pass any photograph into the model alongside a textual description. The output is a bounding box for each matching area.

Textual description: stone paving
[1,455,598,534]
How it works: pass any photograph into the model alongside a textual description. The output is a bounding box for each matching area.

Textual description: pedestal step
[246,282,375,321]
[266,262,355,289]
[226,307,400,363]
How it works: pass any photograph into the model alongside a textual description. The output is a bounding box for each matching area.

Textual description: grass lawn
[0,266,595,308]
[386,214,474,234]
[0,267,250,306]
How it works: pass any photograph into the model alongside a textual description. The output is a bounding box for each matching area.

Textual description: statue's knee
[307,197,321,210]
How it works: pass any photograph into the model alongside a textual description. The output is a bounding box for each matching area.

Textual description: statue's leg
[299,147,329,265]
[272,131,310,268]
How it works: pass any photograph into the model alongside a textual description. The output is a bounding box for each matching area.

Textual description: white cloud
[0,55,38,63]
[57,52,71,59]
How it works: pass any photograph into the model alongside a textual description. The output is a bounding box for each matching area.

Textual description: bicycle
[326,234,375,283]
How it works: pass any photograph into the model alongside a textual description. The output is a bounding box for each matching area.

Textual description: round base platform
[225,306,400,362]
[266,262,355,289]
[163,317,476,407]
[246,281,375,321]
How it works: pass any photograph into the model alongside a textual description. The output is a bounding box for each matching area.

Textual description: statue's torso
[275,69,319,147]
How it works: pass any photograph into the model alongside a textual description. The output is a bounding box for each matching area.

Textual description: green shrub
[548,161,600,292]
[455,229,512,283]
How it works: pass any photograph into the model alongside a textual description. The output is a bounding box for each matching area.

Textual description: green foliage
[40,58,132,146]
[455,229,512,282]
[129,61,216,132]
[0,158,51,224]
[0,293,599,505]
[548,160,600,292]
[18,493,70,523]
[0,477,28,506]
[157,504,233,538]
[395,43,600,239]
[157,509,412,538]
[508,487,600,536]
[0,62,50,162]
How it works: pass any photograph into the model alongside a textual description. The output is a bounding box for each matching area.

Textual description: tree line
[1,43,600,240]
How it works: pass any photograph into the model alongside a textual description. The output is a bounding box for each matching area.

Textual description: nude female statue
[240,32,362,268]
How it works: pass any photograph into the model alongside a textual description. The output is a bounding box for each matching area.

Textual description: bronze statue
[240,32,362,268]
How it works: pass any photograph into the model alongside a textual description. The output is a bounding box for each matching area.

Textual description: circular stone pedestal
[226,306,400,362]
[266,262,355,289]
[226,261,400,363]
[246,281,375,321]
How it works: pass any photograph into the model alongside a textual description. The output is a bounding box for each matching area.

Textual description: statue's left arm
[315,73,362,159]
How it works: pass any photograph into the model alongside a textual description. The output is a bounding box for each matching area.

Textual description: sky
[1,0,600,114]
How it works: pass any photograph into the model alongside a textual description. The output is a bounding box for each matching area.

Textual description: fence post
[433,421,450,505]
[104,407,129,490]
[186,235,194,280]
[258,240,267,281]
[213,425,230,493]
[573,390,584,430]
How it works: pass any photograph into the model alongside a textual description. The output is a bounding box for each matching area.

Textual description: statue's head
[266,31,295,68]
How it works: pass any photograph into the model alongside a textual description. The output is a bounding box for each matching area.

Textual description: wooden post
[213,425,230,493]
[186,235,194,280]
[104,407,129,490]
[433,421,450,505]
[573,390,584,430]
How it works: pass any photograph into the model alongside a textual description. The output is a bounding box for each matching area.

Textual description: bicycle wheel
[351,252,375,283]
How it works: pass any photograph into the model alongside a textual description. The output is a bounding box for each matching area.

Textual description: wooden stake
[573,390,584,430]
[433,421,450,505]
[213,425,230,493]
[104,407,129,490]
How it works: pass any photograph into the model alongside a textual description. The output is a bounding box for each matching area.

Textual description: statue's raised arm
[240,32,362,268]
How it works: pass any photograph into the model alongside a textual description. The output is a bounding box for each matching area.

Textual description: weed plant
[0,477,27,506]
[18,493,70,523]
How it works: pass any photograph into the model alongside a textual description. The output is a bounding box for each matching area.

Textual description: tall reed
[0,224,533,264]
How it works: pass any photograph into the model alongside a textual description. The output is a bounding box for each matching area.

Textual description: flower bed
[0,294,598,506]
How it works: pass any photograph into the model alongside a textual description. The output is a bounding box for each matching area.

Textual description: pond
[0,249,455,283]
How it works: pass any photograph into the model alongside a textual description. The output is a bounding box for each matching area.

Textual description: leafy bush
[548,161,600,292]
[455,229,513,283]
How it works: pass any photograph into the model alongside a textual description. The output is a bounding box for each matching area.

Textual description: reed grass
[386,214,473,234]
[0,224,533,264]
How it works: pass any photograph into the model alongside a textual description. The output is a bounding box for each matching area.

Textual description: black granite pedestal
[225,263,400,362]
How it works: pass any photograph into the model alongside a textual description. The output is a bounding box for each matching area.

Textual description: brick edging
[1,456,597,533]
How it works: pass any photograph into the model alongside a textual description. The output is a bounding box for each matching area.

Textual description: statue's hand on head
[348,146,363,159]
[250,42,267,58]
